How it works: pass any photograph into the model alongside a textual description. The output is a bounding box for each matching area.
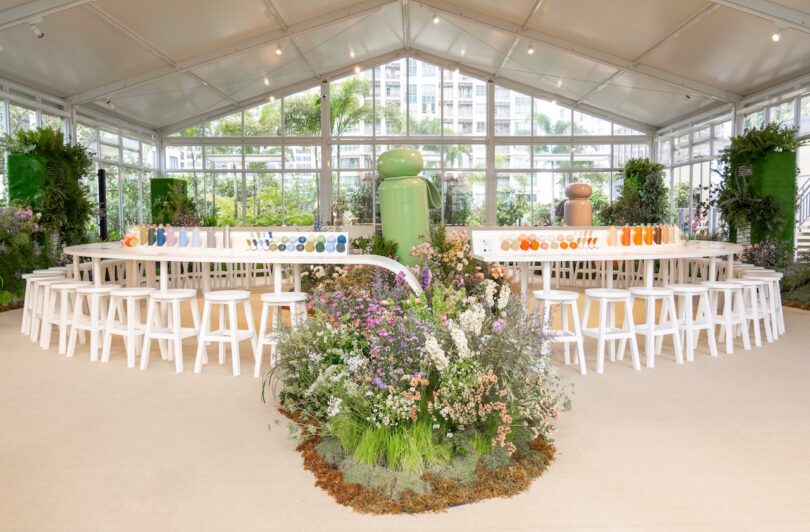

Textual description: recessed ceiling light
[275,44,283,55]
[771,31,782,42]
[556,79,562,87]
[349,50,356,58]
[551,99,557,105]
[263,77,270,86]
[460,49,465,56]
[455,67,460,74]
[269,95,275,102]
[354,65,361,73]
[528,43,534,55]
[432,14,439,24]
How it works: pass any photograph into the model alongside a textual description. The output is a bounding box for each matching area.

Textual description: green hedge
[749,150,797,245]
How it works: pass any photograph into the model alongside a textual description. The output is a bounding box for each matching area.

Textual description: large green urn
[377,149,441,265]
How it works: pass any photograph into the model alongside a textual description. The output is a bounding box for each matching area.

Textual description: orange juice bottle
[643,224,653,245]
[621,225,631,246]
[632,225,643,246]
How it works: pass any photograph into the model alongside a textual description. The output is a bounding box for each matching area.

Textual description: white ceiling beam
[417,0,741,103]
[711,0,810,34]
[84,4,239,107]
[577,4,719,104]
[263,0,321,78]
[401,0,411,50]
[157,49,406,134]
[0,0,90,31]
[494,0,544,79]
[66,0,396,105]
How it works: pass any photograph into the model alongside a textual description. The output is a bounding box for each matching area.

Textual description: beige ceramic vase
[564,182,593,226]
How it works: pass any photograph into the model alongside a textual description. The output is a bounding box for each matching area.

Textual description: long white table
[473,240,743,303]
[64,242,422,294]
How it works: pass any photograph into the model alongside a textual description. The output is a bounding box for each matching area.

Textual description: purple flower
[492,319,505,333]
[419,264,433,291]
[372,376,387,389]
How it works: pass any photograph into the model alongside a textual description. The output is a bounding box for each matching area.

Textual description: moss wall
[749,150,797,246]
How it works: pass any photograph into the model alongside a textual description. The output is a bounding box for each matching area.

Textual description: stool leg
[39,286,57,349]
[140,298,156,370]
[684,295,694,362]
[623,298,641,370]
[722,289,734,354]
[668,296,683,364]
[218,304,226,365]
[254,303,269,378]
[569,301,586,375]
[596,299,607,374]
[228,301,240,377]
[66,293,83,358]
[243,299,257,352]
[195,301,211,373]
[748,287,762,348]
[607,301,616,362]
[561,304,570,365]
[735,289,751,351]
[101,297,116,363]
[172,300,184,373]
[21,281,32,335]
[643,296,655,368]
[89,294,100,362]
[126,298,137,368]
[774,283,785,335]
[759,286,774,343]
[58,290,70,355]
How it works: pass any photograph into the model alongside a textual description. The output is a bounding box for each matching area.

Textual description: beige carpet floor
[1,295,809,532]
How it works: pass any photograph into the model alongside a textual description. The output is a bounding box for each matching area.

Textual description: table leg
[644,259,654,289]
[72,256,80,280]
[606,261,614,289]
[159,260,168,291]
[293,264,302,292]
[202,262,211,293]
[678,259,685,284]
[274,264,282,293]
[146,262,156,288]
[542,261,551,293]
[126,260,138,288]
[92,258,102,287]
[520,263,529,308]
[709,257,717,282]
[726,253,734,280]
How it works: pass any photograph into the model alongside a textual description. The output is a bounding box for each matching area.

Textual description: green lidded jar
[377,149,441,266]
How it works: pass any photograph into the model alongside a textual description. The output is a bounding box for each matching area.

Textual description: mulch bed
[282,409,555,514]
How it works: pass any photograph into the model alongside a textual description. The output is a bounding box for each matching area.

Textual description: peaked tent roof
[1,0,809,132]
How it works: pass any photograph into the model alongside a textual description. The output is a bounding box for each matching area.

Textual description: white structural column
[485,80,496,226]
[319,81,332,224]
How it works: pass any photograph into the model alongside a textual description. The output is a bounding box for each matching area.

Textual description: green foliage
[153,183,199,225]
[496,187,531,226]
[340,458,430,499]
[741,238,793,271]
[674,181,691,209]
[3,127,93,246]
[0,206,51,302]
[315,438,346,467]
[782,251,810,306]
[352,233,398,258]
[600,158,668,225]
[701,123,804,239]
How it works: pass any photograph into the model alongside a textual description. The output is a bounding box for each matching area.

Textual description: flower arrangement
[0,206,51,307]
[741,238,793,271]
[266,226,566,512]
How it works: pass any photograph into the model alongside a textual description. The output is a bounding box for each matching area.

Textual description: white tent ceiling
[1,0,809,132]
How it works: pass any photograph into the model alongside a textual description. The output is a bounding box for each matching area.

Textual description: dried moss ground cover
[296,426,555,514]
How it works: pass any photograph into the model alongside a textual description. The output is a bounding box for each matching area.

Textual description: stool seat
[744,272,782,280]
[702,281,742,290]
[630,287,673,297]
[32,269,58,275]
[76,284,120,294]
[151,289,197,300]
[584,288,631,299]
[668,283,709,294]
[50,280,91,290]
[734,278,766,286]
[204,289,251,302]
[260,291,308,304]
[109,287,155,298]
[531,289,579,302]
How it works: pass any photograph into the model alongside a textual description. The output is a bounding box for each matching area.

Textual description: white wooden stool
[21,272,62,335]
[581,288,640,374]
[38,280,91,353]
[140,289,201,373]
[102,287,155,368]
[66,284,120,361]
[29,276,68,343]
[668,284,718,361]
[734,278,773,347]
[703,281,750,355]
[743,271,784,337]
[254,292,308,377]
[194,290,256,377]
[630,287,683,368]
[532,290,586,375]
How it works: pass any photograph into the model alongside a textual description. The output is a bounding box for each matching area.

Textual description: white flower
[326,396,343,417]
[497,283,511,311]
[459,303,485,336]
[424,334,449,371]
[482,279,497,307]
[448,320,472,359]
[345,353,366,373]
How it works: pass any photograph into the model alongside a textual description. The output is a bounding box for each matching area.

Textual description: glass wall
[164,56,650,227]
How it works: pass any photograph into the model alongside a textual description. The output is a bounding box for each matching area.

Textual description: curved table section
[64,243,422,294]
